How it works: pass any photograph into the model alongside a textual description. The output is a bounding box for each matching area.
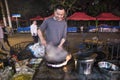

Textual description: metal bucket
[77,59,95,75]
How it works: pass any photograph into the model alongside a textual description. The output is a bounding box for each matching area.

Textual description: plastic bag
[28,42,45,58]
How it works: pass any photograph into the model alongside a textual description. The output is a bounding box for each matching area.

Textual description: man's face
[54,9,65,21]
[33,21,37,24]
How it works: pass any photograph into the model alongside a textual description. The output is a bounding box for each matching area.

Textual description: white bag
[28,43,45,58]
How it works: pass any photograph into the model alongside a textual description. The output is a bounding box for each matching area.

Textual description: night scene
[0,0,120,80]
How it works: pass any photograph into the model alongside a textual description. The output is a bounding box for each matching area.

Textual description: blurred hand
[66,54,72,62]
[58,45,63,49]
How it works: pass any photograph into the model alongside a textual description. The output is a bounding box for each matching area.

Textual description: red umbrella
[96,13,120,20]
[67,12,96,20]
[30,16,44,20]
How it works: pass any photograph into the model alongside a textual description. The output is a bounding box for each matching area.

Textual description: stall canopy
[30,16,44,20]
[11,17,26,21]
[67,12,96,20]
[96,13,120,20]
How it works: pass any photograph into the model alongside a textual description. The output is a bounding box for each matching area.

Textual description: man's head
[54,5,66,21]
[33,20,37,25]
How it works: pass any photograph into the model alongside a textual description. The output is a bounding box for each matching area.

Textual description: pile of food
[11,73,32,80]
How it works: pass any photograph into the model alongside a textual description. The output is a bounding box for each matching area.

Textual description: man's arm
[58,38,66,48]
[58,22,67,48]
[37,29,46,46]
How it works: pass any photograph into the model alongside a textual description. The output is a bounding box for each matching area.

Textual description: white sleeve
[30,25,34,35]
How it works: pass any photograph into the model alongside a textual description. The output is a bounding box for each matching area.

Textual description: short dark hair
[54,4,65,11]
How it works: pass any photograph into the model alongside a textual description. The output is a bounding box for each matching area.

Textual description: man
[38,5,69,66]
[30,20,38,43]
[32,5,73,80]
[0,23,9,52]
[38,5,67,49]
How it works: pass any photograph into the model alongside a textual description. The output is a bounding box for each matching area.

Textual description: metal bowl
[98,61,119,71]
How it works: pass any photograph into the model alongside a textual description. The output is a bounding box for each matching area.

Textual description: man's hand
[58,38,65,49]
[58,45,63,49]
[66,54,72,62]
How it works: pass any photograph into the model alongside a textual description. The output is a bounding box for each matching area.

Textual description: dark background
[0,0,120,20]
